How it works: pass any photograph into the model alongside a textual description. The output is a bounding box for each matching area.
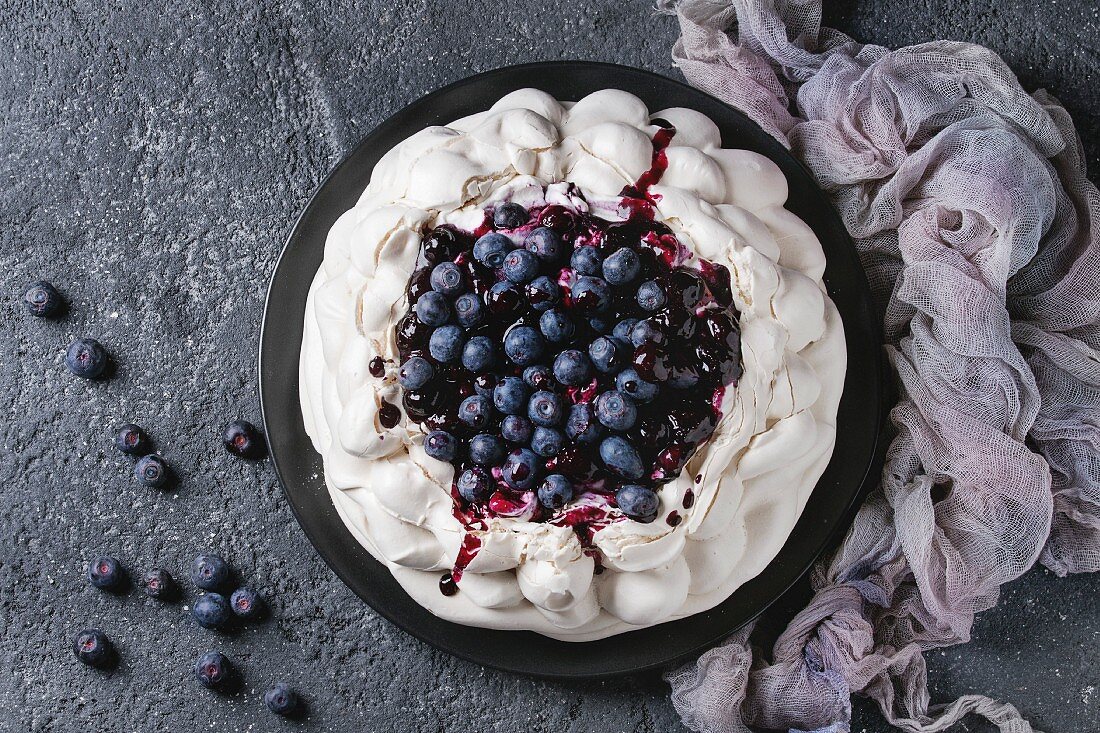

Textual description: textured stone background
[1,1,1097,731]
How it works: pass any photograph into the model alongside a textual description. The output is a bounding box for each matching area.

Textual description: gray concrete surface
[0,1,1096,731]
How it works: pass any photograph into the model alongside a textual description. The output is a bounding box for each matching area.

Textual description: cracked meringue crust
[299,89,846,641]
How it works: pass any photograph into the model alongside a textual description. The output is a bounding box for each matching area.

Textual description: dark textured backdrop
[1,2,1097,732]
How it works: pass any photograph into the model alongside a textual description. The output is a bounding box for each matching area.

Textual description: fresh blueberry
[539,309,575,343]
[73,629,114,667]
[473,232,511,268]
[602,247,641,285]
[453,292,484,327]
[428,325,465,363]
[553,349,592,386]
[570,276,611,313]
[24,280,63,317]
[193,592,230,629]
[65,338,108,379]
[502,448,541,490]
[522,365,553,390]
[264,682,299,716]
[595,390,638,431]
[230,588,263,619]
[468,433,504,466]
[502,248,540,283]
[637,280,667,311]
[87,556,125,590]
[527,390,563,427]
[525,227,564,262]
[134,454,170,488]
[223,421,265,459]
[430,262,465,295]
[503,325,544,366]
[615,368,659,403]
[114,423,151,456]
[191,554,230,591]
[486,281,524,316]
[415,291,450,326]
[613,318,640,343]
[565,403,603,445]
[531,427,565,457]
[458,394,492,429]
[599,436,645,480]
[398,356,434,389]
[525,275,560,311]
[570,246,603,276]
[630,319,665,347]
[500,415,533,443]
[493,202,528,230]
[142,568,175,599]
[493,376,530,415]
[588,336,625,374]
[616,484,659,522]
[457,467,490,502]
[538,474,574,510]
[194,651,231,689]
[461,335,496,372]
[424,430,457,462]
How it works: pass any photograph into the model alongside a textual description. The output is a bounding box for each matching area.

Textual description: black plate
[260,61,885,679]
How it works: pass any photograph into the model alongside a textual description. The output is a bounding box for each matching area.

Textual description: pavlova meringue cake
[299,89,845,641]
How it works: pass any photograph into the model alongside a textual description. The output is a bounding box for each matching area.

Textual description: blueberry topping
[595,390,638,431]
[637,280,667,311]
[570,246,603,275]
[223,420,265,459]
[553,349,592,386]
[531,427,565,457]
[502,448,540,490]
[88,556,124,590]
[616,484,659,522]
[538,474,574,509]
[453,293,484,327]
[461,335,496,372]
[73,629,114,667]
[456,467,490,502]
[500,415,533,443]
[415,291,450,326]
[265,682,299,716]
[630,319,665,347]
[522,365,553,390]
[24,280,63,317]
[600,436,645,480]
[468,433,504,466]
[115,423,151,456]
[525,227,565,262]
[193,592,230,629]
[473,232,511,268]
[399,356,434,389]
[230,587,263,619]
[486,281,523,316]
[142,568,175,599]
[191,554,230,591]
[428,325,465,363]
[134,454,170,488]
[525,275,560,311]
[616,368,659,403]
[565,403,603,445]
[420,227,463,264]
[602,247,640,285]
[493,376,530,415]
[588,315,613,334]
[527,390,563,427]
[430,262,465,295]
[424,430,458,462]
[493,202,528,230]
[588,336,625,374]
[539,309,575,343]
[612,318,640,343]
[458,394,492,429]
[194,651,230,688]
[570,276,611,313]
[502,248,540,283]
[64,338,108,379]
[503,325,544,366]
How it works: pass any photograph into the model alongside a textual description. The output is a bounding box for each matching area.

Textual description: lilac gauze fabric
[657,2,1100,732]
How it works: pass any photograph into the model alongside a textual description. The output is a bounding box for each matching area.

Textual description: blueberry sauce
[368,356,385,378]
[378,400,401,429]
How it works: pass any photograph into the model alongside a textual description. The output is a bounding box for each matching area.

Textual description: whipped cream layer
[299,89,845,640]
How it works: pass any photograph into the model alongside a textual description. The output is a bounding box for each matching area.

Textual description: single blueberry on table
[527,390,563,427]
[613,318,640,344]
[191,554,230,591]
[525,226,564,262]
[223,420,265,459]
[398,356,434,390]
[473,232,511,268]
[134,454,170,488]
[453,292,484,327]
[531,426,565,457]
[570,246,603,276]
[493,202,528,230]
[428,325,465,363]
[637,280,667,312]
[595,390,638,431]
[23,280,63,317]
[602,247,641,285]
[194,651,231,689]
[265,682,299,716]
[429,262,465,295]
[566,403,603,445]
[538,474,574,510]
[599,436,645,480]
[468,433,504,466]
[142,568,175,599]
[553,349,592,386]
[500,415,533,443]
[230,587,263,619]
[424,430,457,462]
[570,276,611,313]
[539,309,574,343]
[502,448,541,490]
[503,325,544,366]
[456,467,490,502]
[72,629,113,668]
[64,338,108,379]
[114,423,151,456]
[87,556,124,590]
[525,275,560,311]
[458,394,492,430]
[502,248,540,284]
[193,592,230,629]
[616,484,659,522]
[616,368,659,403]
[589,336,625,374]
[493,376,530,416]
[522,365,553,390]
[414,291,450,326]
[461,335,496,372]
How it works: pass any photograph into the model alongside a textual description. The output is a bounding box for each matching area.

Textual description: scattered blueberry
[142,568,175,599]
[134,454,170,488]
[600,436,645,480]
[468,433,504,466]
[527,390,563,427]
[493,202,528,230]
[453,293,484,327]
[64,338,108,379]
[538,474,574,509]
[415,291,450,326]
[457,467,490,502]
[493,376,530,415]
[570,246,602,275]
[500,415,533,443]
[565,403,603,445]
[616,484,659,522]
[230,587,263,619]
[525,227,564,261]
[430,262,465,295]
[193,592,230,629]
[428,324,465,363]
[194,651,231,689]
[595,390,638,431]
[503,325,544,366]
[265,682,299,716]
[637,280,666,311]
[87,556,125,590]
[588,336,625,374]
[502,448,540,490]
[191,554,230,591]
[602,247,640,284]
[616,368,659,403]
[458,395,492,429]
[399,356,434,389]
[424,430,457,462]
[223,420,265,459]
[553,349,592,386]
[531,427,565,457]
[570,276,611,313]
[462,335,496,372]
[72,629,113,668]
[473,232,511,267]
[502,248,540,283]
[24,280,63,317]
[114,423,151,456]
[525,275,560,311]
[539,309,575,343]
